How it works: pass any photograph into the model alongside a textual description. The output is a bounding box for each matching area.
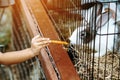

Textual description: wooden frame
[15,0,80,80]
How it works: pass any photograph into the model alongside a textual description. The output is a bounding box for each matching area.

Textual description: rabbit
[69,4,119,57]
[69,1,103,45]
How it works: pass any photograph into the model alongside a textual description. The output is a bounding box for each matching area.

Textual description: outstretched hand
[0,35,51,65]
[30,35,50,55]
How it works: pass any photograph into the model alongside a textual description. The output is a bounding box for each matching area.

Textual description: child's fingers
[35,38,50,42]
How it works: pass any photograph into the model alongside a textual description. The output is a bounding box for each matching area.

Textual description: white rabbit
[69,4,119,57]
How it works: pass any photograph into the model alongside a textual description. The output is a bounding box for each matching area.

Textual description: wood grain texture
[16,0,80,79]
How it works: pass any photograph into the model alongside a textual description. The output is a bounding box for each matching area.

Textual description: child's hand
[30,35,50,55]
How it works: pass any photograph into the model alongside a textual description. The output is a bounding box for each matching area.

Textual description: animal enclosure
[0,0,120,80]
[0,0,79,80]
[42,0,120,80]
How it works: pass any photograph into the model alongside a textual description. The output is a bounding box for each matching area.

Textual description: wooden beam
[15,0,58,80]
[16,0,80,79]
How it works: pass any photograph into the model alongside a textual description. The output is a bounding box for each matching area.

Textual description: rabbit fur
[69,2,119,57]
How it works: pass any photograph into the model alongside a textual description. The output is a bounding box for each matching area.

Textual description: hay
[74,50,120,80]
[49,9,120,80]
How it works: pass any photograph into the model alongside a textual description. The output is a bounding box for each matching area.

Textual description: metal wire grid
[43,0,120,80]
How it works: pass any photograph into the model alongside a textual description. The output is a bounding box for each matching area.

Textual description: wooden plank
[15,0,58,80]
[23,0,80,80]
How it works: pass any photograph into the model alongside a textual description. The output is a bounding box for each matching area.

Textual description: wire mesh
[42,0,120,79]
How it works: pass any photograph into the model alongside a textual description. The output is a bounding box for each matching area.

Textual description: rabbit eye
[80,31,86,37]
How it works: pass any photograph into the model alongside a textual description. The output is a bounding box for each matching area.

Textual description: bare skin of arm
[0,35,51,65]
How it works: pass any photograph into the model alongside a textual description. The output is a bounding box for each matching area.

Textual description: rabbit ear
[96,11,113,29]
[88,1,103,30]
[95,2,119,29]
[109,3,120,21]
